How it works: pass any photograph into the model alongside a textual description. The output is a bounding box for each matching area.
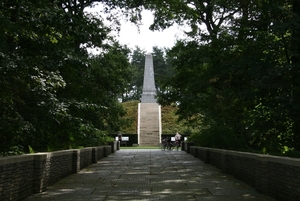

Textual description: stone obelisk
[137,54,162,146]
[141,54,156,103]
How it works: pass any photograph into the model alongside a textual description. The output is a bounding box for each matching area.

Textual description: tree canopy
[0,0,136,154]
[2,0,300,157]
[122,46,173,102]
[151,0,300,156]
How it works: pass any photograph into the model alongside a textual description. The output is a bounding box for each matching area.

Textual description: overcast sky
[85,5,185,53]
[117,10,182,53]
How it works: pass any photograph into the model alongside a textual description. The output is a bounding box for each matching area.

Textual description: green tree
[122,46,173,102]
[152,46,174,94]
[0,0,141,154]
[123,46,146,102]
[151,0,300,155]
[1,0,73,153]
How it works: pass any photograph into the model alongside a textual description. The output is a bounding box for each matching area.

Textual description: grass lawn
[120,146,182,151]
[120,146,160,149]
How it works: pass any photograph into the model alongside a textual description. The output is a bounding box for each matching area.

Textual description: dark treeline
[123,46,173,102]
[1,0,300,157]
[152,0,300,156]
[0,0,138,155]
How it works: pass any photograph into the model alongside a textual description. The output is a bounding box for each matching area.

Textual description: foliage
[152,46,174,93]
[123,47,146,102]
[2,0,300,158]
[0,0,136,155]
[161,104,193,134]
[153,0,300,156]
[189,125,247,151]
[120,100,192,134]
[120,100,140,133]
[122,46,174,102]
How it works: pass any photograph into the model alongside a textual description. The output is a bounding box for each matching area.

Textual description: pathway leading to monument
[24,149,276,201]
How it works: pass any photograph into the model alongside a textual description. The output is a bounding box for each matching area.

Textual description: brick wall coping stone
[0,154,34,165]
[197,147,300,166]
[0,148,83,165]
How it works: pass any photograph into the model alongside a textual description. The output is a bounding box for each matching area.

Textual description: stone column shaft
[141,54,156,103]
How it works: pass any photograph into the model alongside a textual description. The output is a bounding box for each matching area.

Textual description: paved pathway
[24,149,276,201]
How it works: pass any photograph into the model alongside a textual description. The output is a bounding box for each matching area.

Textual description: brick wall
[187,145,300,201]
[104,145,112,156]
[0,144,115,201]
[96,146,105,160]
[79,148,93,170]
[0,155,34,200]
[225,151,257,187]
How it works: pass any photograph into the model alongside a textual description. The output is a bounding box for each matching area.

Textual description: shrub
[190,125,245,150]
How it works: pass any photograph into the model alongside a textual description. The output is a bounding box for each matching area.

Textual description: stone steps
[138,103,161,146]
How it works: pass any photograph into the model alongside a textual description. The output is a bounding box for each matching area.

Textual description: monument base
[138,103,161,146]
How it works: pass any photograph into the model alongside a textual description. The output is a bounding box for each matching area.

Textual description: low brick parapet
[0,155,35,200]
[0,143,117,201]
[187,144,300,201]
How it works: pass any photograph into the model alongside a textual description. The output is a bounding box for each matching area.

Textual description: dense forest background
[1,0,300,157]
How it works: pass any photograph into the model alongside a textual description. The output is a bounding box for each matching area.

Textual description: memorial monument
[141,54,157,103]
[137,54,162,146]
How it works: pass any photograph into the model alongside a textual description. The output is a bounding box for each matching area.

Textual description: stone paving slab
[23,149,277,201]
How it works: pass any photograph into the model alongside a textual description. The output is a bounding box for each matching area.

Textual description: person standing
[117,133,122,142]
[174,132,182,147]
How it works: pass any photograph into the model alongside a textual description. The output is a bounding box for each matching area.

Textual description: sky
[85,5,185,53]
[117,10,182,53]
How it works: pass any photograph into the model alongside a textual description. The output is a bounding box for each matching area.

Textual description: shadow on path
[24,149,276,201]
